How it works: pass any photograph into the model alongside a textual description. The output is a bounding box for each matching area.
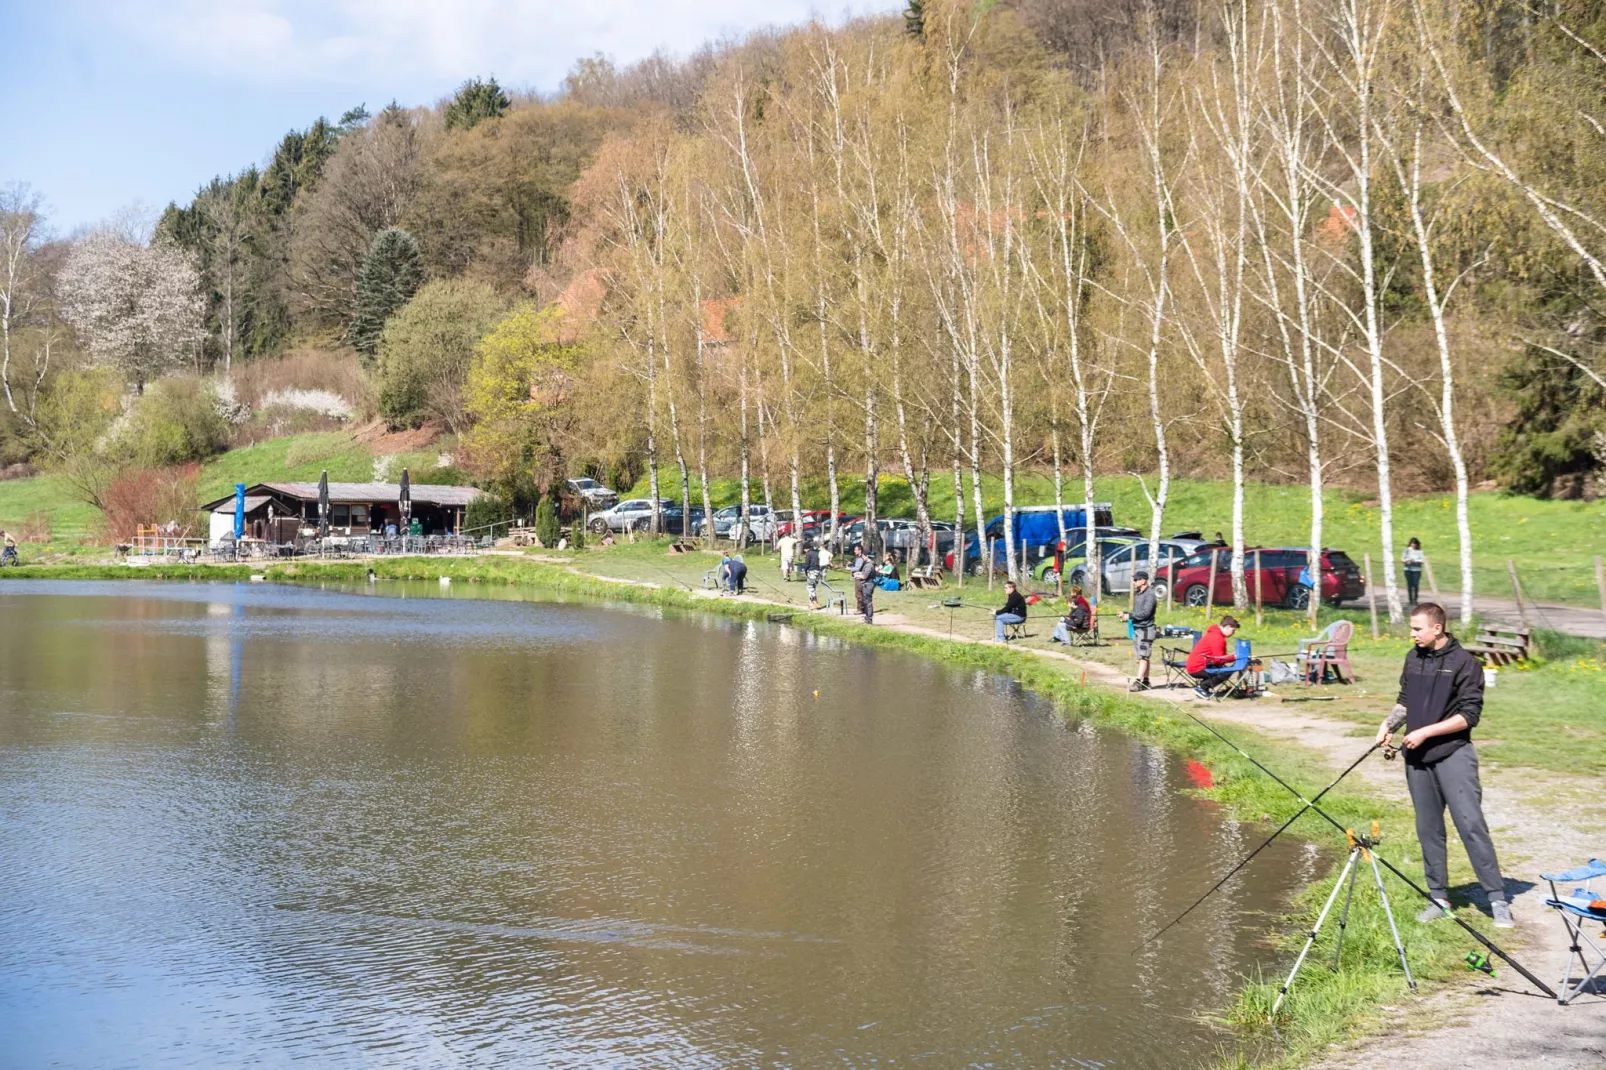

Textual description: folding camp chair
[1158,629,1201,688]
[1297,620,1357,684]
[1542,858,1606,1004]
[1196,639,1253,699]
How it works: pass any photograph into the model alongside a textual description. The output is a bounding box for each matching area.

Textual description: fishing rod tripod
[1270,821,1413,1019]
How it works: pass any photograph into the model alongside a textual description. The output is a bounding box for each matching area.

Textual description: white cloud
[99,0,899,90]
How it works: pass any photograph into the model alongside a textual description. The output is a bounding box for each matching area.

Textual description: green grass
[627,468,1606,606]
[198,431,374,501]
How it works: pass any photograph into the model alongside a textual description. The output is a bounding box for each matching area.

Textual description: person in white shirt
[1402,537,1425,606]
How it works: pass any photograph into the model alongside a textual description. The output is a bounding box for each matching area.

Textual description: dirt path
[577,568,1606,1066]
[1340,592,1606,640]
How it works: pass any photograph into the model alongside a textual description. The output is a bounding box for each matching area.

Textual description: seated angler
[1185,614,1240,698]
[994,580,1027,642]
[1051,584,1094,644]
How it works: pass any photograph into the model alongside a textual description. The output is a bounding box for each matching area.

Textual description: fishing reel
[1381,741,1401,761]
[1345,821,1383,851]
[1465,950,1497,977]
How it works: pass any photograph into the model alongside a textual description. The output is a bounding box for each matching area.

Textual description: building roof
[208,495,271,515]
[198,482,482,512]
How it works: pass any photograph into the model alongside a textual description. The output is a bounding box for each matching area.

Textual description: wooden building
[200,481,481,545]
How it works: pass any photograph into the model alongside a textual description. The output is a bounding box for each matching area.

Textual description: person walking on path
[0,529,16,566]
[1402,537,1425,605]
[994,580,1027,641]
[1375,601,1513,928]
[850,545,877,624]
[777,532,799,580]
[1119,571,1159,691]
[802,541,823,609]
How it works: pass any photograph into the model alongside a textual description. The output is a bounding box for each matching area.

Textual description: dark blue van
[951,505,1121,574]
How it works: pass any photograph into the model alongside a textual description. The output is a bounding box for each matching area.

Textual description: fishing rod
[644,563,696,592]
[1138,741,1381,950]
[931,597,996,612]
[1181,710,1557,999]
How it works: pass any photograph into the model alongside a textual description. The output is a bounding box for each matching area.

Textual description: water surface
[0,580,1316,1067]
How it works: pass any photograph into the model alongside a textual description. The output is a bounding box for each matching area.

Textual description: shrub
[232,349,374,420]
[568,521,585,550]
[117,377,230,467]
[98,464,201,542]
[377,279,508,430]
[259,388,354,421]
[464,494,511,535]
[534,494,560,548]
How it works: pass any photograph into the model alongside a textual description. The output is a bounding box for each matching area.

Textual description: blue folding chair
[1542,858,1606,1004]
[1198,638,1253,699]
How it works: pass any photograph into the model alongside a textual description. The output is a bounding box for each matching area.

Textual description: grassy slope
[0,545,1570,1065]
[629,469,1606,606]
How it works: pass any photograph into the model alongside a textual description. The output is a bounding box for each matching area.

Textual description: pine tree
[444,78,511,131]
[534,494,561,548]
[348,228,422,358]
[903,0,925,39]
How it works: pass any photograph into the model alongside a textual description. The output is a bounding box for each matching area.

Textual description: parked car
[1091,538,1208,595]
[1155,547,1365,610]
[948,505,1121,575]
[565,477,619,510]
[780,510,852,541]
[590,498,675,533]
[700,503,778,541]
[632,504,705,535]
[1029,534,1143,585]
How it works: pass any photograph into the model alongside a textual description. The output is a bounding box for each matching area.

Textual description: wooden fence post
[1424,553,1439,600]
[1254,548,1263,627]
[1596,555,1605,623]
[1205,550,1219,619]
[1364,552,1380,639]
[1165,547,1175,613]
[1508,559,1531,632]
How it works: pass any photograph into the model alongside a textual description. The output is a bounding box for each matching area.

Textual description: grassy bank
[0,550,1536,1066]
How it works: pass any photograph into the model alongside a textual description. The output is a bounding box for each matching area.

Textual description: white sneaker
[1491,900,1515,928]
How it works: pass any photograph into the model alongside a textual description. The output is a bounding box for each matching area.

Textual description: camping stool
[1004,619,1028,641]
[1542,858,1606,1005]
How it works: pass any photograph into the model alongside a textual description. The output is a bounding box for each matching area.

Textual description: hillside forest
[1,0,1604,624]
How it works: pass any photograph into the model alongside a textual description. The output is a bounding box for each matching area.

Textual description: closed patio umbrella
[399,468,411,530]
[317,470,329,538]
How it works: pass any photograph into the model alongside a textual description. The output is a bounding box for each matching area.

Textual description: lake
[0,580,1316,1068]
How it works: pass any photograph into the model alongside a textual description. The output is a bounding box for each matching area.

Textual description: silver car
[590,498,674,533]
[1101,539,1204,597]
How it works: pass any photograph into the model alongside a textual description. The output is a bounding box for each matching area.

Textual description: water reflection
[0,580,1310,1068]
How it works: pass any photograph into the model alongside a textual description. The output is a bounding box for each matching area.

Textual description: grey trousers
[1405,743,1507,903]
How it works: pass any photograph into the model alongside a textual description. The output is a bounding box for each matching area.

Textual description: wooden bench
[1466,625,1531,666]
[907,565,945,590]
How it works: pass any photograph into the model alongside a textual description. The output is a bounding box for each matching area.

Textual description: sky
[2,0,902,235]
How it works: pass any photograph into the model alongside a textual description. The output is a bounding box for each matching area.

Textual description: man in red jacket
[1185,615,1240,697]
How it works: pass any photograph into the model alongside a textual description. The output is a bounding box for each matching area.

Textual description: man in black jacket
[1375,602,1512,927]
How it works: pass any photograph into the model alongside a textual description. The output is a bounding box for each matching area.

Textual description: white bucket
[1483,667,1498,689]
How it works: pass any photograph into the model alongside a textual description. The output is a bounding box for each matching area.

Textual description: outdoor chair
[1065,616,1100,647]
[1003,618,1028,641]
[1542,858,1606,1004]
[907,565,944,590]
[814,577,847,614]
[1196,639,1254,699]
[1297,620,1356,685]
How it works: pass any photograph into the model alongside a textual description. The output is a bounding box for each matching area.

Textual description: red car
[777,511,852,540]
[1156,547,1365,610]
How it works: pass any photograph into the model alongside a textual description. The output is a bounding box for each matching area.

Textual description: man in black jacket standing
[1376,602,1513,927]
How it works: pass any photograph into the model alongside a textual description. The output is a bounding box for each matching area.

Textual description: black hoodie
[1396,633,1484,766]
